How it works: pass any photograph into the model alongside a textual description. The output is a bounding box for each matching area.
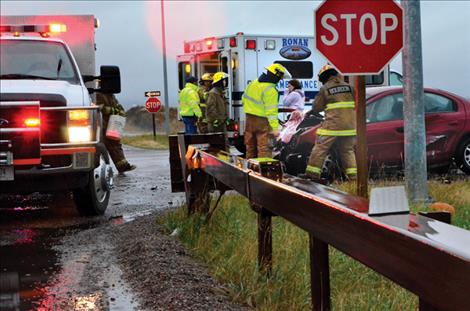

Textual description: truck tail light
[24,117,40,127]
[245,39,256,50]
[229,37,237,47]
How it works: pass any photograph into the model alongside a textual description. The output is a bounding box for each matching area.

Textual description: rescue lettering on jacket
[327,85,352,96]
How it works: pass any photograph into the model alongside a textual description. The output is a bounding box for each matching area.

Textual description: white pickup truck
[0,15,120,215]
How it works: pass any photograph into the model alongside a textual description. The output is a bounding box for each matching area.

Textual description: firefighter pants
[244,114,273,159]
[307,135,357,179]
[197,120,208,134]
[182,116,198,134]
[208,123,229,151]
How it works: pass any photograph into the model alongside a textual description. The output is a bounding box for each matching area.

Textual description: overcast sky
[2,0,469,107]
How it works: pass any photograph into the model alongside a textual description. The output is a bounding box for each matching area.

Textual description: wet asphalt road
[0,146,183,310]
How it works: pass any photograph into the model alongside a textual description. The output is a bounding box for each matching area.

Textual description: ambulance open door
[219,50,233,119]
[177,55,195,91]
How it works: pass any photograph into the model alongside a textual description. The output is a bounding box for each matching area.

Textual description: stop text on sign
[321,13,399,46]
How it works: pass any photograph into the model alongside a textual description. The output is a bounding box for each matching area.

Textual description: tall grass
[159,178,469,310]
[122,134,169,150]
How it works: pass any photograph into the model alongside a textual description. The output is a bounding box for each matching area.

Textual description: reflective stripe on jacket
[179,83,202,118]
[242,79,279,130]
[312,77,356,136]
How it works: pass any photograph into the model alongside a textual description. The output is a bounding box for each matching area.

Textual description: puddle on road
[0,228,60,311]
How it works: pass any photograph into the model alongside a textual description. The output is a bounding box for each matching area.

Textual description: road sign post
[315,0,403,198]
[355,76,368,198]
[145,97,162,140]
[402,0,428,203]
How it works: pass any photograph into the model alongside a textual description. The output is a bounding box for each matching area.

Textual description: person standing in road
[96,93,136,173]
[179,76,202,134]
[282,79,305,111]
[242,63,291,159]
[304,64,357,182]
[197,73,213,134]
[206,72,229,134]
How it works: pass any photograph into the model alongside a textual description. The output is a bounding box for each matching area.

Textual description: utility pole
[161,0,170,136]
[402,0,428,203]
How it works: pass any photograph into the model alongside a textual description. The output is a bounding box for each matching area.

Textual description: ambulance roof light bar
[0,24,67,36]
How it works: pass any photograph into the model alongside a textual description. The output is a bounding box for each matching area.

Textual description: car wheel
[73,143,113,215]
[456,137,470,174]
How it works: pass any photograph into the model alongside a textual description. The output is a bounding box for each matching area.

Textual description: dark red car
[280,86,470,176]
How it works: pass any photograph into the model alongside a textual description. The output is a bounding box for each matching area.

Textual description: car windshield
[0,40,79,84]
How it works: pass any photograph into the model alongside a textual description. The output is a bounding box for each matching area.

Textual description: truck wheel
[455,137,470,174]
[73,143,113,215]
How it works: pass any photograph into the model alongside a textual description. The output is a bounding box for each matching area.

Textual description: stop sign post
[315,0,403,198]
[145,96,162,140]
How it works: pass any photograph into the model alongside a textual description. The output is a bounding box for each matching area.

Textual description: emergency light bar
[0,24,67,36]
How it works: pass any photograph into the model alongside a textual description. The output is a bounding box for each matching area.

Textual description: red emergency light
[184,42,190,53]
[229,37,237,48]
[245,39,256,50]
[205,38,214,48]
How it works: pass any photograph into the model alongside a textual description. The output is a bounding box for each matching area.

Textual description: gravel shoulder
[114,212,249,311]
[41,147,248,310]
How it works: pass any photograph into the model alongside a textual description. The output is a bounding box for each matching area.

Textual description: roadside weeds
[159,178,469,310]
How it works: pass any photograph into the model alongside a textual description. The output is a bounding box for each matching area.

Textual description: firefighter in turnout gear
[96,93,136,173]
[304,64,357,181]
[206,72,229,134]
[197,73,213,133]
[179,76,202,134]
[242,63,291,159]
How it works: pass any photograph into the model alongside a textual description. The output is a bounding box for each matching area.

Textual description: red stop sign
[315,0,403,75]
[145,97,161,113]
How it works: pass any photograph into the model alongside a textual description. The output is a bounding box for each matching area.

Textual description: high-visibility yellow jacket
[312,77,356,136]
[242,79,279,130]
[179,83,202,118]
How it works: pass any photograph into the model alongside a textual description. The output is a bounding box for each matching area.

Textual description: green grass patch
[159,178,469,310]
[122,134,168,150]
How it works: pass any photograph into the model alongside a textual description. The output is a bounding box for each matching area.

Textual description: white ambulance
[177,33,401,151]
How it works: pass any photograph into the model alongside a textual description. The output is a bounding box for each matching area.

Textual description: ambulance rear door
[176,54,195,91]
[219,50,233,120]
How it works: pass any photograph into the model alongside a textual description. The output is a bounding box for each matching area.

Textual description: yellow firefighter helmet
[212,72,229,85]
[265,63,292,79]
[201,73,214,82]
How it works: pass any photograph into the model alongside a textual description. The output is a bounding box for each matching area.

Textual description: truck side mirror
[99,66,121,94]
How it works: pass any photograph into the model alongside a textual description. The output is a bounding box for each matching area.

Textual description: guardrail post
[309,234,331,311]
[257,206,273,273]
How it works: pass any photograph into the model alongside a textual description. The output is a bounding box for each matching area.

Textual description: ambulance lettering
[280,37,311,60]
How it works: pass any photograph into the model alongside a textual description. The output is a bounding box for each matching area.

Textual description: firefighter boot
[116,160,136,173]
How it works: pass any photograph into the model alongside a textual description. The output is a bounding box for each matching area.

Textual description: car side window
[366,94,404,123]
[424,93,457,114]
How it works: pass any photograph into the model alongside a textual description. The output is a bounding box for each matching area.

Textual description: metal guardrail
[171,134,470,311]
